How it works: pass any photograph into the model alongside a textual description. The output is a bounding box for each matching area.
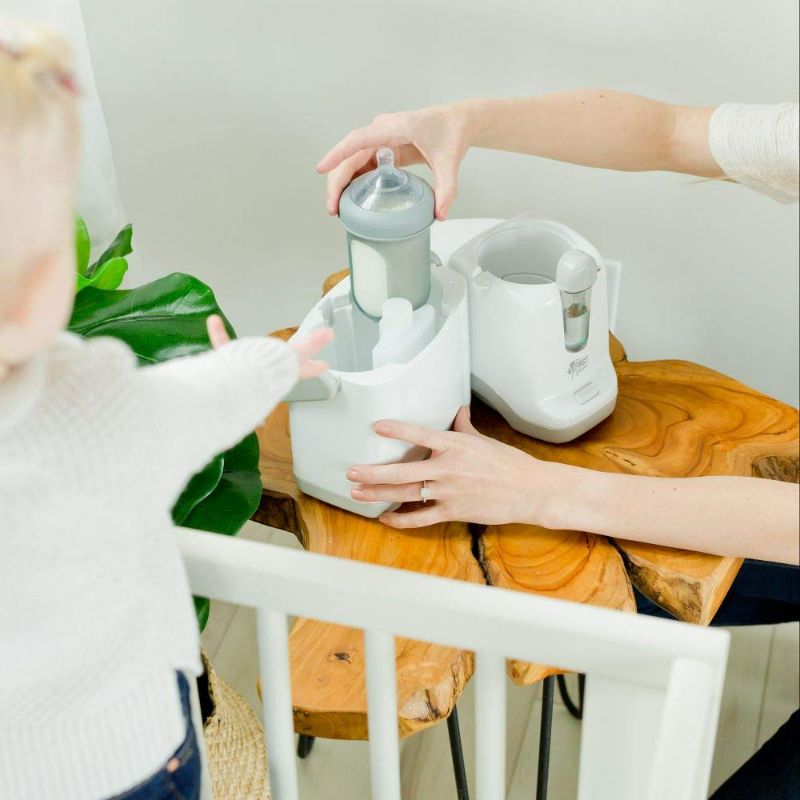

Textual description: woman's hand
[316,104,473,220]
[347,407,566,528]
[207,315,334,379]
[317,93,723,221]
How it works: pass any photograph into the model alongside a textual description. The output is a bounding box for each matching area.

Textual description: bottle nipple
[373,147,406,191]
[376,148,395,172]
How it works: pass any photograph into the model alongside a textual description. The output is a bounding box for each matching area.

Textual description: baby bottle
[339,148,435,319]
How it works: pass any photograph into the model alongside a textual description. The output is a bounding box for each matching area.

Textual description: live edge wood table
[253,240,799,792]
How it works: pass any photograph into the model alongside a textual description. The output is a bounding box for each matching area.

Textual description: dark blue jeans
[637,560,800,800]
[107,673,202,800]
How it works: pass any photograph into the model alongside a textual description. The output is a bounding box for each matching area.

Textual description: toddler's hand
[206,315,232,349]
[206,315,334,381]
[291,327,334,380]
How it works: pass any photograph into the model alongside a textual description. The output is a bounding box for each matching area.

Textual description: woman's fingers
[453,405,482,437]
[206,314,231,349]
[348,459,436,486]
[325,150,374,215]
[373,419,449,451]
[431,164,459,220]
[351,482,426,503]
[325,145,430,214]
[319,105,469,220]
[379,506,445,529]
[317,125,408,174]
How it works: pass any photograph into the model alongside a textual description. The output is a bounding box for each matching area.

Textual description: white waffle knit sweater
[0,332,298,800]
[709,102,799,202]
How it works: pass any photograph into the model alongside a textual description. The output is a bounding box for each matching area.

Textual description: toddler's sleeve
[137,336,298,494]
[709,102,799,203]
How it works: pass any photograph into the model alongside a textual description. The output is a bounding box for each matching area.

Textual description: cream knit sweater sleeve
[709,102,800,202]
[136,336,299,504]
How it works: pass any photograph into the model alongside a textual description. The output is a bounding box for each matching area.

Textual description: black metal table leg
[297,734,315,759]
[556,673,585,721]
[536,676,555,800]
[447,706,471,800]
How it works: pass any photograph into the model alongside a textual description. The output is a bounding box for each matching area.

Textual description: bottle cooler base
[472,375,617,444]
[295,475,400,518]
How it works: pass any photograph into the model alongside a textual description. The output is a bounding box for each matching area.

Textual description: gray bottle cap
[339,148,435,240]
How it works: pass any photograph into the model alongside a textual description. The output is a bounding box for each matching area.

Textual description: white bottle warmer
[286,263,471,517]
[449,214,618,443]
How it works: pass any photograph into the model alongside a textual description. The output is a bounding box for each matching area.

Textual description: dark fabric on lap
[709,710,800,800]
[637,559,799,799]
[635,559,800,626]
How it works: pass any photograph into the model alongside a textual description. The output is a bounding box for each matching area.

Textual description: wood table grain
[253,271,799,740]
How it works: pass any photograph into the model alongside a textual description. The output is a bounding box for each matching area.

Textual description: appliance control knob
[574,383,599,405]
[474,271,493,289]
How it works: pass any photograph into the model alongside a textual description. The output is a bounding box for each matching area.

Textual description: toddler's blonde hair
[0,26,80,316]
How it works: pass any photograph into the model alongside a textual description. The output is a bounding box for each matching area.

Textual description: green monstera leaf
[76,256,128,293]
[89,223,133,275]
[69,224,261,631]
[68,273,236,362]
[75,215,91,277]
[172,453,225,525]
[194,597,211,631]
[178,433,262,534]
[75,217,130,293]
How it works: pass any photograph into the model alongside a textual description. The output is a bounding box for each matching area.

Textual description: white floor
[201,521,800,800]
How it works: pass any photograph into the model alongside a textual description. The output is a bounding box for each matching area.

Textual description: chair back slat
[179,529,729,800]
[256,609,299,800]
[364,630,402,800]
[475,652,507,800]
[646,658,716,800]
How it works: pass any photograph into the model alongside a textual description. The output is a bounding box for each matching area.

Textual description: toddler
[0,29,330,800]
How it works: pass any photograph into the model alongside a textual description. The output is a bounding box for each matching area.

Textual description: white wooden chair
[179,527,729,800]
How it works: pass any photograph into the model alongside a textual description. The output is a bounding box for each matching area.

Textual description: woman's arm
[318,90,723,217]
[551,467,799,566]
[347,409,799,566]
[460,91,722,177]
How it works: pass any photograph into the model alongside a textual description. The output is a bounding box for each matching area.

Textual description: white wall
[78,0,799,404]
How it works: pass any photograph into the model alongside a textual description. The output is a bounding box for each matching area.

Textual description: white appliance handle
[283,371,342,403]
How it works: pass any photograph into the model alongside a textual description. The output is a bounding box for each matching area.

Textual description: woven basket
[202,652,271,800]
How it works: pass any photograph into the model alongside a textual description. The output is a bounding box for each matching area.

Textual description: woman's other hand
[347,406,565,528]
[316,104,472,220]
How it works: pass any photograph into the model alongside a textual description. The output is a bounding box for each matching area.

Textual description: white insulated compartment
[449,215,618,443]
[288,264,470,517]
